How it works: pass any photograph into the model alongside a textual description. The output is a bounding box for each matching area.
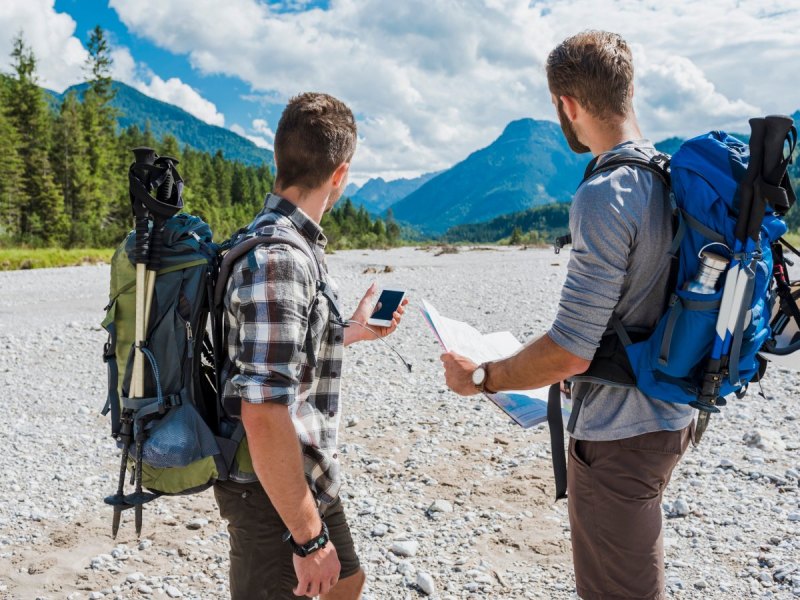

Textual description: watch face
[472,367,486,386]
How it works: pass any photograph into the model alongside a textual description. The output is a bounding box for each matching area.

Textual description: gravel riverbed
[0,246,798,599]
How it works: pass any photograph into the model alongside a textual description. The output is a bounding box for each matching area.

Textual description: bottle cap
[700,251,729,272]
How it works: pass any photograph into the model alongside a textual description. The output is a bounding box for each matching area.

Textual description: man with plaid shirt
[214,93,407,600]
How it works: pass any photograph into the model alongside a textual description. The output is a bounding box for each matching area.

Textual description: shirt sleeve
[548,168,646,360]
[226,245,316,405]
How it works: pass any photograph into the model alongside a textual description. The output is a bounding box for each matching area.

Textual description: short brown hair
[273,92,357,190]
[546,31,634,119]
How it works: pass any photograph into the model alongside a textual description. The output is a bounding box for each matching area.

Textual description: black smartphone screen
[371,290,404,321]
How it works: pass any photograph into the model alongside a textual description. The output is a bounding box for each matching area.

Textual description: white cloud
[0,0,227,129]
[252,119,275,144]
[231,122,272,149]
[134,75,225,126]
[0,0,86,91]
[109,0,799,179]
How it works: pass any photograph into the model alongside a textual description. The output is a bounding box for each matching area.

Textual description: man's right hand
[293,541,341,597]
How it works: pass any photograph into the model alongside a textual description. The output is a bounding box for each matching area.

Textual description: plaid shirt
[222,194,344,504]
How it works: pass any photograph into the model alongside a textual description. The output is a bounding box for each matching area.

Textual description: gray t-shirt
[547,140,695,441]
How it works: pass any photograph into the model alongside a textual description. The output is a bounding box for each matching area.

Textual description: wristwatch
[472,363,494,393]
[283,521,330,557]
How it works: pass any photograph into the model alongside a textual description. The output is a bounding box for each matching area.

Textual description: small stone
[138,540,152,551]
[787,512,800,522]
[694,580,707,590]
[126,573,142,583]
[672,499,691,517]
[417,572,436,595]
[165,586,183,598]
[390,541,419,557]
[371,524,388,537]
[719,458,735,469]
[89,593,104,600]
[186,518,208,530]
[396,560,414,575]
[137,583,153,594]
[743,430,785,452]
[427,499,453,514]
[346,416,360,428]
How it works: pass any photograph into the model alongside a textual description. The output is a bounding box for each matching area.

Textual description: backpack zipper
[185,321,194,359]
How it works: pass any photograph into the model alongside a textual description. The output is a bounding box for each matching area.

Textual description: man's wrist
[482,362,497,394]
[289,517,324,546]
[284,520,329,557]
[473,362,497,394]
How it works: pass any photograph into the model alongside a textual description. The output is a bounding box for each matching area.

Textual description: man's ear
[331,162,350,188]
[559,95,580,122]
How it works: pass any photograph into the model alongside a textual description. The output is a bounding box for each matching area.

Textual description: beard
[557,98,591,154]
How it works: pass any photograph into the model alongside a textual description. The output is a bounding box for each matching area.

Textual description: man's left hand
[441,351,481,396]
[345,283,408,345]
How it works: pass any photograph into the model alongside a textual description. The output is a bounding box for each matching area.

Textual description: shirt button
[332,453,338,459]
[328,411,335,417]
[334,335,342,342]
[331,371,338,378]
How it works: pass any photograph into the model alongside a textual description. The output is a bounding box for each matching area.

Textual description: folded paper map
[420,299,570,428]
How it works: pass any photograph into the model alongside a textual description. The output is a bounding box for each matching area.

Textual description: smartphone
[367,289,406,327]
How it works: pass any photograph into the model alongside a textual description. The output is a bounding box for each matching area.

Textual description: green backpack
[101,211,324,535]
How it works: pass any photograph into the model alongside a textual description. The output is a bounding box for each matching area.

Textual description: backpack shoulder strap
[582,148,671,188]
[214,224,322,309]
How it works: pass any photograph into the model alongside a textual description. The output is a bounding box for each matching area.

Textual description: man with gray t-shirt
[441,31,692,600]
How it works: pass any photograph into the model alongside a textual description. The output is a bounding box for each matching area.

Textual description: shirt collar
[263,193,327,248]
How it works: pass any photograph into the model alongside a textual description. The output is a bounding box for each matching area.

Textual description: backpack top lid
[122,213,215,271]
[670,130,786,248]
[671,131,748,204]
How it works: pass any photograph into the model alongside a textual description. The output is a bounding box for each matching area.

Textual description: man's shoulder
[576,149,665,211]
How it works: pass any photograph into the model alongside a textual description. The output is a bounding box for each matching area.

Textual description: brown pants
[214,480,361,600]
[567,426,692,600]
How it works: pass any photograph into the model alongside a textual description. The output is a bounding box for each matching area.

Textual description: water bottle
[684,251,729,294]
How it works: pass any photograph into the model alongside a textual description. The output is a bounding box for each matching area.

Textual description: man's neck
[273,186,330,224]
[587,115,644,156]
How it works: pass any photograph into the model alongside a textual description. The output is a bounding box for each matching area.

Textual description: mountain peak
[499,118,561,141]
[52,80,273,167]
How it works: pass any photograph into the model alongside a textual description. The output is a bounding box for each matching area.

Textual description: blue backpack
[548,116,798,499]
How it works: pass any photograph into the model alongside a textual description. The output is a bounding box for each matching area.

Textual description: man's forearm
[241,401,321,543]
[486,333,590,392]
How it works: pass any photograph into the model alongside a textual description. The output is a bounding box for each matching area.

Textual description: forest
[0,29,399,253]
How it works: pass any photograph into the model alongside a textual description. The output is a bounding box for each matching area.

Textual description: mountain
[350,172,439,214]
[390,119,590,234]
[49,81,273,167]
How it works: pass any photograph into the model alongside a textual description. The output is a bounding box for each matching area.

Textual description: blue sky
[2,1,799,184]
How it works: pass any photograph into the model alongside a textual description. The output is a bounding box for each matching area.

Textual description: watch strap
[283,521,330,557]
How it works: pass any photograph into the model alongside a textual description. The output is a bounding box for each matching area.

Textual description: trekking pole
[126,149,184,537]
[692,118,766,441]
[143,155,182,328]
[104,147,158,537]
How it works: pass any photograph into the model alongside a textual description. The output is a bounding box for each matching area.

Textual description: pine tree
[0,77,25,241]
[52,91,93,245]
[385,207,400,244]
[81,26,118,243]
[7,34,66,244]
